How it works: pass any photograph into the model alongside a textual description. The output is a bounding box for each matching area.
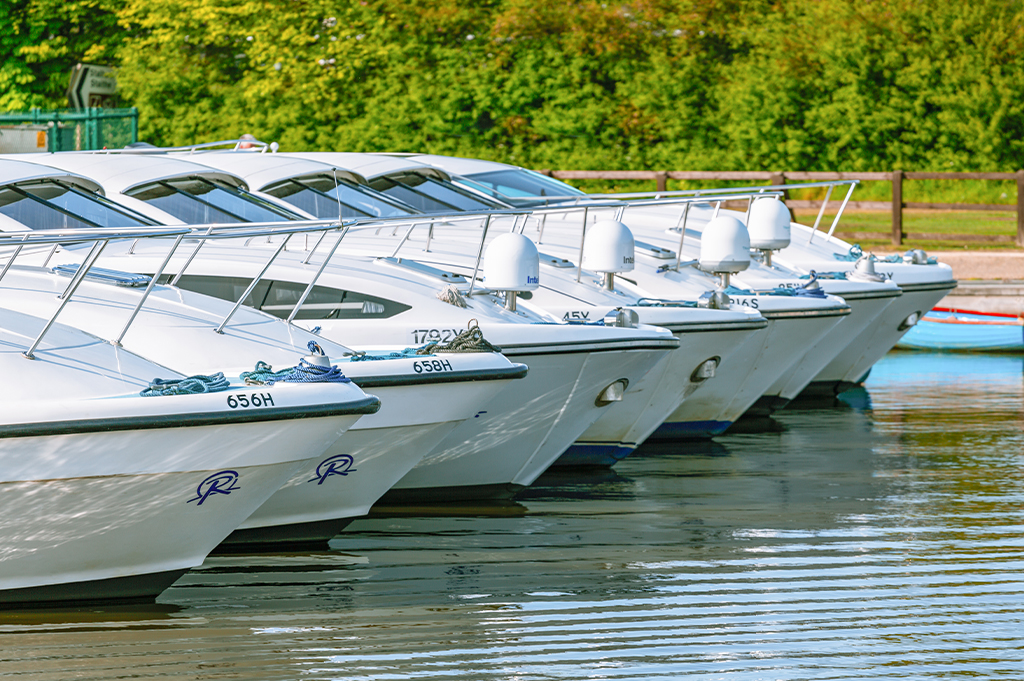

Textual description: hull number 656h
[227,393,275,409]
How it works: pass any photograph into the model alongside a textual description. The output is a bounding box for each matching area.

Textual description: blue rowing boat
[897,307,1024,352]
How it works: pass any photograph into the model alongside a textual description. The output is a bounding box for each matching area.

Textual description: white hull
[810,283,954,389]
[657,311,841,436]
[233,372,516,537]
[777,225,957,392]
[1,263,523,538]
[388,343,671,498]
[562,319,764,464]
[0,389,370,602]
[763,293,891,402]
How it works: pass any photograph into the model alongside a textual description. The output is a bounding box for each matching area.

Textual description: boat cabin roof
[175,152,367,192]
[6,153,246,196]
[405,154,517,177]
[0,156,103,194]
[283,152,451,182]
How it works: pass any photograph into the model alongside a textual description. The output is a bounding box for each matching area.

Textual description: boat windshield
[263,176,416,219]
[368,172,506,213]
[461,169,586,205]
[0,179,157,230]
[127,176,301,224]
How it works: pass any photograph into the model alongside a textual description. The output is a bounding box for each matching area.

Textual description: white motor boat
[0,159,527,542]
[336,217,849,432]
[161,151,776,461]
[91,233,677,497]
[0,256,378,605]
[409,154,954,397]
[280,152,855,435]
[3,154,677,496]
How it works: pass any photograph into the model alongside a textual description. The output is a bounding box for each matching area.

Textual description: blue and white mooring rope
[240,341,352,386]
[141,372,230,397]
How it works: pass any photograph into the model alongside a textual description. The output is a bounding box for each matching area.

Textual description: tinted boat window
[0,181,154,230]
[130,182,245,224]
[176,178,298,222]
[160,274,272,308]
[129,178,300,224]
[20,181,154,228]
[260,279,410,320]
[369,176,454,213]
[415,176,503,210]
[168,274,410,320]
[321,181,414,217]
[368,173,502,213]
[265,177,413,219]
[0,186,92,230]
[465,169,586,199]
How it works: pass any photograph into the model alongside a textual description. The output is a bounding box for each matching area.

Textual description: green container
[0,108,139,152]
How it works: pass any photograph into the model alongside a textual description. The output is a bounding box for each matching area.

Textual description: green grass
[795,209,1020,252]
[554,177,1021,251]
[563,177,1020,206]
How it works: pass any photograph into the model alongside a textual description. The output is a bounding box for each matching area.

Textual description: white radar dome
[484,232,540,291]
[582,220,635,273]
[747,197,792,251]
[699,215,751,273]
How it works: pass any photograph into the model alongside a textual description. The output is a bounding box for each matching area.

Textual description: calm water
[2,351,1022,680]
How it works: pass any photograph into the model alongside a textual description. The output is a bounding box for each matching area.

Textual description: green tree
[0,0,122,111]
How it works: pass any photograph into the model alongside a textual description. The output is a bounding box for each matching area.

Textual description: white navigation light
[699,215,751,274]
[484,233,540,292]
[583,220,635,273]
[748,197,792,251]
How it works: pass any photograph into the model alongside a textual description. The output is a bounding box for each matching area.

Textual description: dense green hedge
[4,0,1024,174]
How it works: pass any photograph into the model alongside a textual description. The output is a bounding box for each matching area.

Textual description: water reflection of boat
[897,307,1023,352]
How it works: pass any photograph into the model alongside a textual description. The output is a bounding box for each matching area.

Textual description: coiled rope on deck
[346,347,422,362]
[141,372,230,397]
[436,284,468,308]
[417,319,501,354]
[240,341,352,386]
[346,319,502,361]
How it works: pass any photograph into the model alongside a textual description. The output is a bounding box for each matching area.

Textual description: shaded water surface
[2,351,1023,679]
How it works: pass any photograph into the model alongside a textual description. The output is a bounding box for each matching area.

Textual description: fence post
[655,171,667,192]
[130,107,139,144]
[1017,170,1024,248]
[769,172,788,202]
[891,170,903,246]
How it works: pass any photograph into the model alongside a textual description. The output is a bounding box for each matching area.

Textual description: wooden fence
[538,170,1024,247]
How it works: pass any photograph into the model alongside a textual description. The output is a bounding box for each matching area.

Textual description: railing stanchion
[171,226,213,285]
[575,206,590,283]
[287,226,350,323]
[673,203,691,272]
[891,170,903,246]
[807,185,835,244]
[114,233,185,345]
[827,182,858,240]
[215,234,292,334]
[25,240,108,359]
[0,242,26,284]
[466,214,492,297]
